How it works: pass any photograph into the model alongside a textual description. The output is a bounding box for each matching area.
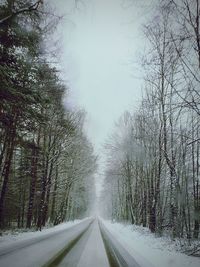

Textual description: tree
[0,0,44,227]
[0,0,97,231]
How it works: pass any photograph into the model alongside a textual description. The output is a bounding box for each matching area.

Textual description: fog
[49,0,156,195]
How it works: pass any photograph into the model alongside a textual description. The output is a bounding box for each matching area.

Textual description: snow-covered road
[0,218,93,267]
[55,219,110,267]
[45,218,141,267]
[76,220,110,267]
[0,218,143,267]
[3,217,197,267]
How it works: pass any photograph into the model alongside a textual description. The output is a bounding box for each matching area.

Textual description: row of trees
[0,0,96,230]
[101,0,200,241]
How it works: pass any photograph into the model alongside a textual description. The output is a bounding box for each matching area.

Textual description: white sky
[49,0,156,195]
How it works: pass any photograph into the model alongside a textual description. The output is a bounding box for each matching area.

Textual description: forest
[0,0,97,230]
[0,0,200,253]
[101,0,200,243]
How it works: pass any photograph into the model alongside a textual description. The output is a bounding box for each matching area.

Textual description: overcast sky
[49,0,156,194]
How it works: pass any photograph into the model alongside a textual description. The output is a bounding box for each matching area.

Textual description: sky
[49,0,156,195]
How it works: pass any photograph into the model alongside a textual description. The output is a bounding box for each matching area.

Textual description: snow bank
[102,220,200,267]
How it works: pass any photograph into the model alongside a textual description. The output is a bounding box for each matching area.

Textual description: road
[0,218,141,267]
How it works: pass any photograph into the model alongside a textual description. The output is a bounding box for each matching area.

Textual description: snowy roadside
[102,220,200,267]
[0,217,90,249]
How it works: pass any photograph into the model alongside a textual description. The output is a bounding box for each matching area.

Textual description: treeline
[101,0,200,240]
[0,1,96,230]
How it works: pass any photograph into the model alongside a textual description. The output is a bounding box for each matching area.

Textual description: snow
[0,218,88,249]
[102,220,200,267]
[57,219,110,267]
[0,218,92,267]
[77,220,110,267]
[1,217,199,267]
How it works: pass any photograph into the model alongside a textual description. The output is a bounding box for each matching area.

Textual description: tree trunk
[26,145,38,228]
[0,121,16,227]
